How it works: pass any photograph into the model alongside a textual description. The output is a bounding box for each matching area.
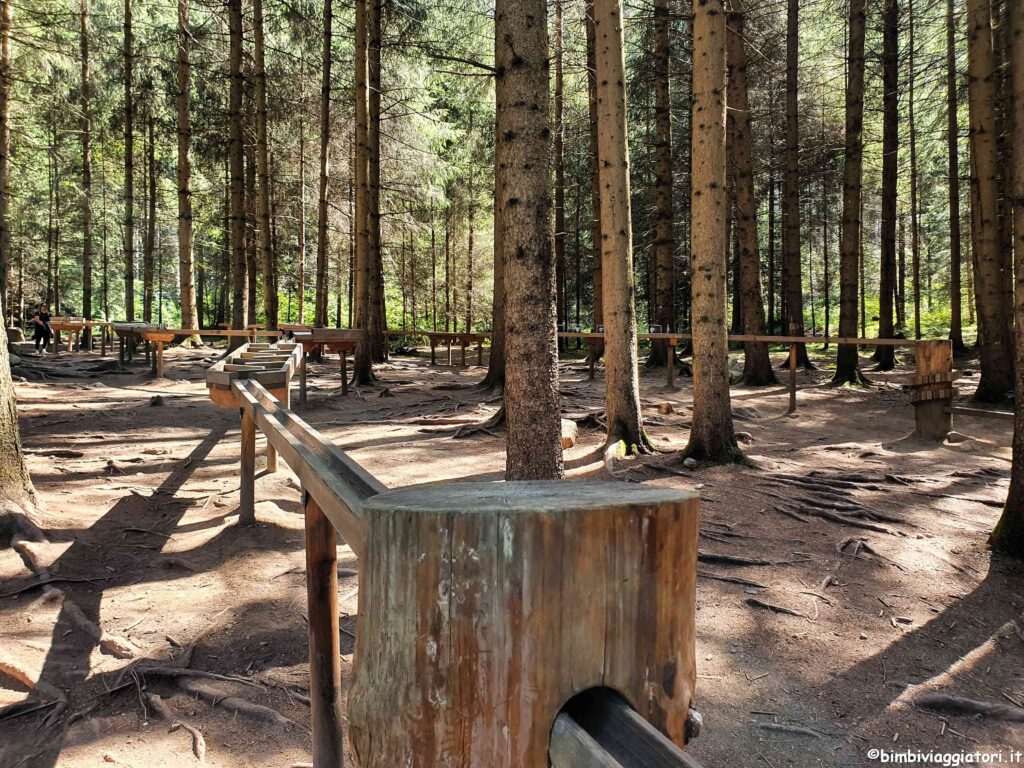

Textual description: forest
[0,0,1022,764]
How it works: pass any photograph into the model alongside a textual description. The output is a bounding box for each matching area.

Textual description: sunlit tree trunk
[228,0,246,335]
[80,0,92,330]
[585,0,602,337]
[685,0,737,463]
[648,0,673,367]
[253,0,276,329]
[833,0,868,385]
[315,0,333,331]
[782,0,810,366]
[0,0,8,321]
[727,1,774,386]
[594,0,650,455]
[553,0,566,341]
[876,0,898,370]
[368,0,386,361]
[947,0,966,351]
[353,0,373,382]
[495,0,563,479]
[909,0,922,340]
[990,0,1024,557]
[123,0,135,320]
[967,0,1014,401]
[0,326,33,508]
[176,0,198,336]
[143,104,155,322]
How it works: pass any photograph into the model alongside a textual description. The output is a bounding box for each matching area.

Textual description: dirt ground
[1,339,1022,768]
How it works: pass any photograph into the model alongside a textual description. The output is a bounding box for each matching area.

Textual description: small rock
[859,632,868,640]
[560,418,579,449]
[735,431,754,444]
[148,395,166,407]
[8,353,20,367]
[657,402,674,415]
[732,406,761,420]
[677,360,693,377]
[683,457,697,469]
[7,326,26,342]
[102,752,117,763]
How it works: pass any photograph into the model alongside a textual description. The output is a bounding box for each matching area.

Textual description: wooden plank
[565,692,704,768]
[232,380,384,556]
[304,494,344,768]
[549,714,624,768]
[240,410,256,524]
[951,406,1015,423]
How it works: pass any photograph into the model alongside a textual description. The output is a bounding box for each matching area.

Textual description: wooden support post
[430,338,436,366]
[265,386,287,474]
[145,339,151,366]
[151,342,161,378]
[340,351,349,396]
[588,340,597,381]
[118,335,125,365]
[349,481,699,767]
[447,338,453,366]
[101,327,107,356]
[666,342,676,388]
[304,493,344,768]
[239,409,256,524]
[299,351,308,406]
[910,340,955,441]
[477,339,483,366]
[786,344,797,415]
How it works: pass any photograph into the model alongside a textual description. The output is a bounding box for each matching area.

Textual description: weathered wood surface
[304,494,344,768]
[348,481,699,768]
[910,339,955,441]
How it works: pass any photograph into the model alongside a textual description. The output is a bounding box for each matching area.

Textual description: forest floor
[1,340,1022,768]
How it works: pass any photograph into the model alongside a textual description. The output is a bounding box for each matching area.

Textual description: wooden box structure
[205,341,302,408]
[348,481,699,768]
[290,327,366,398]
[906,340,956,441]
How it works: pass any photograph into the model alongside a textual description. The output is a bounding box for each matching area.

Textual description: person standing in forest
[30,302,52,353]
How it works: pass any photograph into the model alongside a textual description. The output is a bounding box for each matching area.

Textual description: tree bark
[353,0,373,383]
[123,0,135,321]
[782,0,810,367]
[686,0,738,463]
[990,0,1024,557]
[315,0,333,331]
[727,2,775,386]
[495,0,563,479]
[833,0,868,385]
[253,0,276,329]
[909,0,922,340]
[646,0,674,368]
[480,135,506,391]
[0,0,8,321]
[176,0,198,336]
[368,0,386,362]
[876,0,898,370]
[143,103,155,323]
[947,0,966,352]
[228,0,246,335]
[594,0,650,455]
[967,0,1014,401]
[585,0,603,337]
[0,325,32,507]
[554,0,566,340]
[80,0,92,328]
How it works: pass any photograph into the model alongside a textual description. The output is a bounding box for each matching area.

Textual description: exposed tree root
[63,600,138,659]
[698,552,772,567]
[178,679,297,728]
[452,403,506,439]
[146,693,207,761]
[745,597,807,619]
[911,693,1024,722]
[697,570,768,589]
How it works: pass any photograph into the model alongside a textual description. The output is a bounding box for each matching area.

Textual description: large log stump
[348,481,698,767]
[909,340,956,441]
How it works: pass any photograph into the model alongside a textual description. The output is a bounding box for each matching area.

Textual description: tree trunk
[767,171,776,333]
[909,0,922,340]
[176,0,198,336]
[585,0,602,336]
[782,0,810,367]
[833,0,868,385]
[80,0,92,328]
[967,0,1015,401]
[876,0,898,370]
[123,0,135,321]
[727,2,774,386]
[353,0,373,382]
[244,118,257,326]
[0,325,33,507]
[368,0,386,362]
[0,0,8,321]
[554,0,566,341]
[495,0,563,479]
[253,0,276,329]
[989,0,1024,557]
[143,104,155,323]
[646,0,673,368]
[228,0,246,335]
[947,0,966,351]
[297,50,307,325]
[686,0,737,463]
[315,0,333,331]
[593,0,650,455]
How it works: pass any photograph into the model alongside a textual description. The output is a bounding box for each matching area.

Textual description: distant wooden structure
[204,345,705,768]
[286,327,366,399]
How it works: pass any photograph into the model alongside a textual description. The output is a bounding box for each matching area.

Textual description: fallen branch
[745,598,807,619]
[911,693,1024,722]
[146,693,207,761]
[697,570,769,589]
[179,679,297,728]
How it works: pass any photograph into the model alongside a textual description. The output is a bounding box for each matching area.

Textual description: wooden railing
[205,341,705,768]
